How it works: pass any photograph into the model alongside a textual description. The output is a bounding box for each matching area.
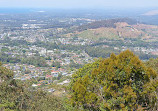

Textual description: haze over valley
[0,0,158,110]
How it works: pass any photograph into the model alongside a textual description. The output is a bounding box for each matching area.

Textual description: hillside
[76,18,137,31]
[65,18,158,41]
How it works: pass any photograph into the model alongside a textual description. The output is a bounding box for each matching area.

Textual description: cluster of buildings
[3,63,71,84]
[121,46,158,55]
[0,17,158,94]
[58,37,91,45]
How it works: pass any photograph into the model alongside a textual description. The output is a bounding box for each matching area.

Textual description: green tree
[0,62,23,110]
[52,61,61,68]
[144,58,158,110]
[70,50,158,111]
[145,58,158,74]
[0,62,66,111]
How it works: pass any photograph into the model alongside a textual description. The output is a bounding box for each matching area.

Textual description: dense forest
[0,50,158,110]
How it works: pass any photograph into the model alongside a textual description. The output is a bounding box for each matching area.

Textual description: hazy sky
[0,0,158,9]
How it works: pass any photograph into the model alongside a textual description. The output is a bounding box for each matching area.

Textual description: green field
[77,28,120,40]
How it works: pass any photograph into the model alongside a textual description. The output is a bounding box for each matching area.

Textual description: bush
[70,50,158,110]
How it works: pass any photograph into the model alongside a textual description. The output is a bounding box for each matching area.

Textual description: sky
[0,0,158,9]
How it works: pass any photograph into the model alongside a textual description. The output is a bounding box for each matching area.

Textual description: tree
[0,62,23,110]
[70,50,158,111]
[144,58,158,110]
[69,60,82,69]
[0,62,65,111]
[52,61,61,68]
[145,58,158,74]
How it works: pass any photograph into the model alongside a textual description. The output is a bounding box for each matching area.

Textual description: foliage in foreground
[70,50,158,111]
[0,62,65,111]
[0,50,158,111]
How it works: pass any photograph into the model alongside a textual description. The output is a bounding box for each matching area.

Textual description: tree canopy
[0,62,65,111]
[70,50,158,111]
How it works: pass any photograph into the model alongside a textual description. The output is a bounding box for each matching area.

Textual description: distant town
[0,12,158,93]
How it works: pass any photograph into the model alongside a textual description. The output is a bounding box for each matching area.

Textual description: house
[32,84,38,87]
[57,79,70,85]
[62,72,68,76]
[51,70,59,77]
[46,75,52,79]
[37,84,42,86]
[48,88,55,93]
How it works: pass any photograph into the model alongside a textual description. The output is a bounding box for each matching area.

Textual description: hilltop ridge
[76,18,137,31]
[65,18,158,41]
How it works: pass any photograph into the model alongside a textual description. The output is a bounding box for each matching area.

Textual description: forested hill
[77,18,137,31]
